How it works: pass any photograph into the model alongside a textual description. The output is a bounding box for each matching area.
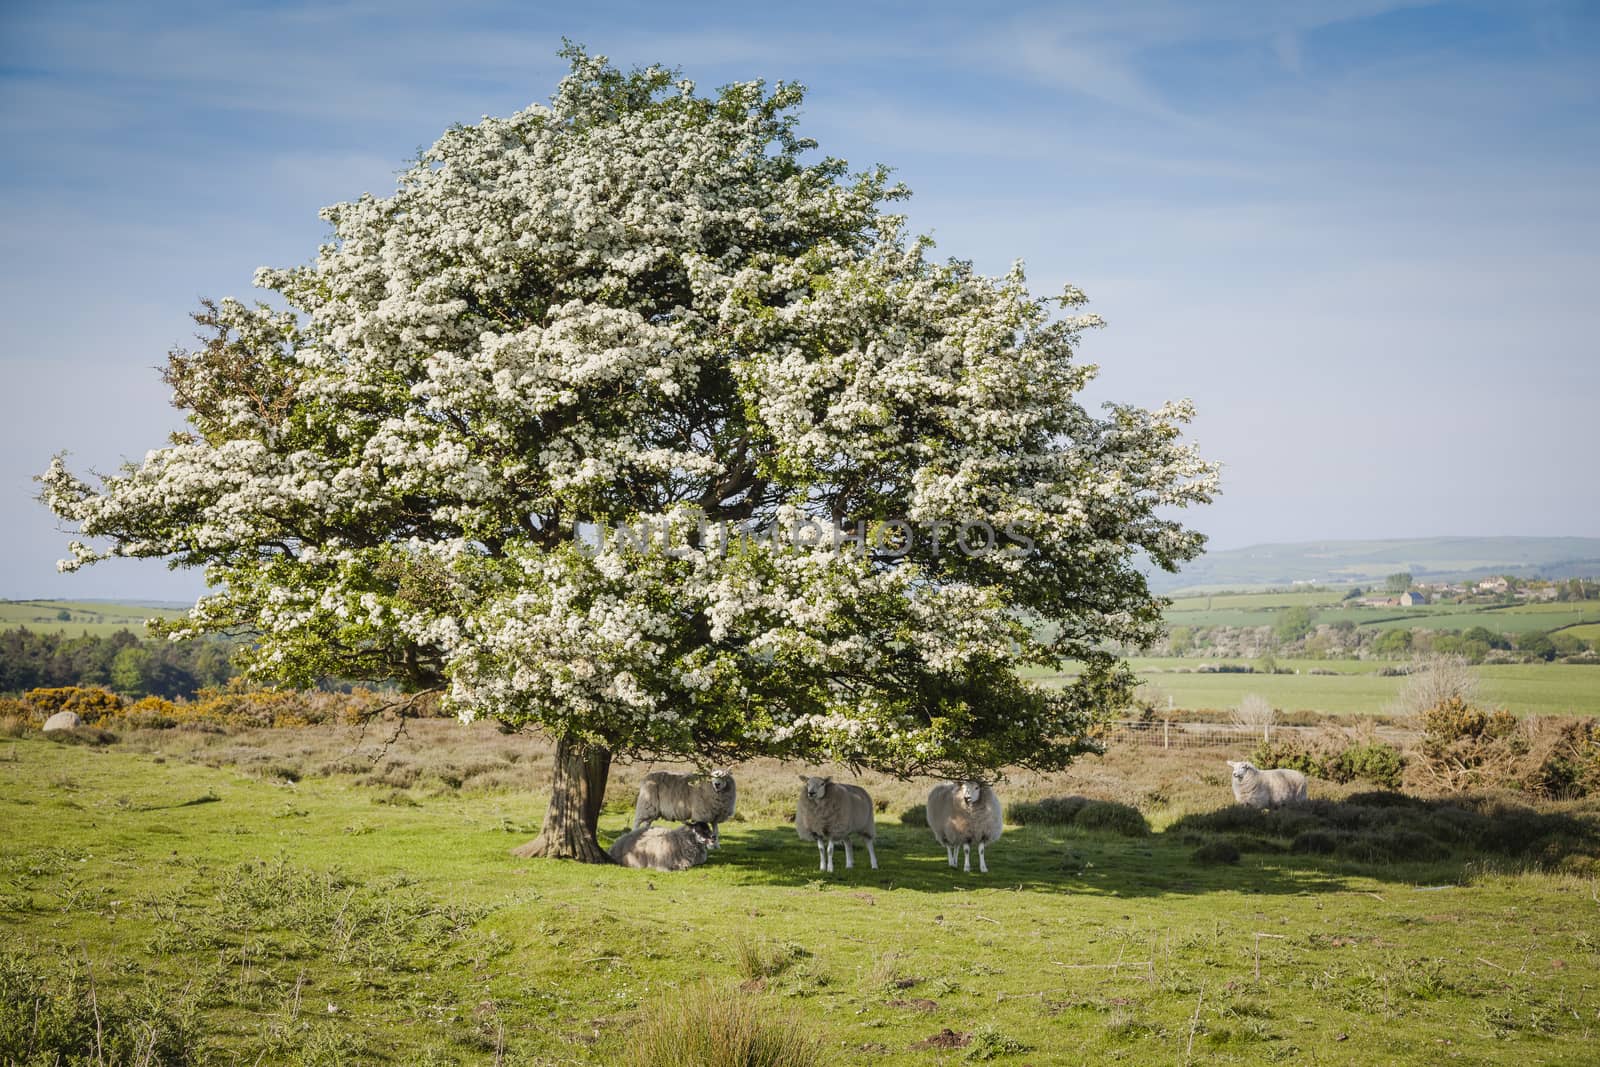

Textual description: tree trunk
[513,735,613,863]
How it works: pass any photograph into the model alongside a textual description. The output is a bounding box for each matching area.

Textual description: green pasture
[3,735,1598,1065]
[1361,608,1600,635]
[0,599,187,638]
[1027,659,1600,716]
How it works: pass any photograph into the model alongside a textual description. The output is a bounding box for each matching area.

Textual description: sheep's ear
[1226,761,1240,769]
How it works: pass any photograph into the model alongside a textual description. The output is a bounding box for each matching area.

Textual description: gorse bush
[22,686,124,722]
[16,684,395,732]
[1421,697,1518,745]
[1410,696,1600,798]
[1322,743,1407,790]
[622,981,823,1067]
[1249,738,1406,789]
[1249,739,1319,778]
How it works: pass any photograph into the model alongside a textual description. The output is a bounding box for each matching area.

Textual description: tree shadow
[685,791,1600,897]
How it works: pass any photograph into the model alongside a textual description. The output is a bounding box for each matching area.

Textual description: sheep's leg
[946,844,957,867]
[710,823,720,850]
[977,841,988,874]
[961,843,971,873]
[843,838,855,869]
[825,838,836,873]
[866,838,878,870]
[816,838,826,871]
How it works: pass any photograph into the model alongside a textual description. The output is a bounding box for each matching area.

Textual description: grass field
[1025,659,1600,717]
[0,599,188,637]
[2,724,1597,1065]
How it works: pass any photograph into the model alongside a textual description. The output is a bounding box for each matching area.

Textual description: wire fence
[1098,719,1418,751]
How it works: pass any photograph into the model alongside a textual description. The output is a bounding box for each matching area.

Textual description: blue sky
[2,0,1596,600]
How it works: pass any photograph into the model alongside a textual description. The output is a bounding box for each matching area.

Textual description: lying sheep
[1227,760,1309,809]
[926,780,1003,874]
[607,821,715,871]
[795,776,877,873]
[632,768,737,849]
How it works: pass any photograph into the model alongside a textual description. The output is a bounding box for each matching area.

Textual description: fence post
[1163,719,1170,750]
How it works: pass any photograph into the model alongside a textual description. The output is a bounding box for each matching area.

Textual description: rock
[42,711,82,732]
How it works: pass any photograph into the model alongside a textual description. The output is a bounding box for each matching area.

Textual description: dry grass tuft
[621,981,822,1067]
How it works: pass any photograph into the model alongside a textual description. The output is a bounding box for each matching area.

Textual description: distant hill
[1151,537,1600,594]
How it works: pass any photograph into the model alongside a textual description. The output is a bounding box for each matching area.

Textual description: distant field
[0,598,188,637]
[1165,589,1343,611]
[1027,658,1600,717]
[1163,589,1600,636]
[1361,608,1600,634]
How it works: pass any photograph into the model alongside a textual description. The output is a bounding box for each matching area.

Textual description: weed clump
[621,981,822,1067]
[734,938,805,982]
[0,949,204,1065]
[964,1022,1032,1060]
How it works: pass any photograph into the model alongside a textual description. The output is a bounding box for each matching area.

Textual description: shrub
[1412,697,1529,793]
[1395,655,1479,717]
[1168,793,1600,868]
[1004,796,1147,836]
[621,981,823,1067]
[1191,839,1241,865]
[1007,795,1089,826]
[1321,743,1406,790]
[1250,739,1319,777]
[1074,801,1150,837]
[899,802,927,826]
[1420,697,1517,744]
[1290,830,1339,855]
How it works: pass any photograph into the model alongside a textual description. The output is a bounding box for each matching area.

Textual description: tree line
[0,628,236,699]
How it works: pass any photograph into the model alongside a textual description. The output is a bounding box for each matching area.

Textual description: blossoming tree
[41,47,1216,862]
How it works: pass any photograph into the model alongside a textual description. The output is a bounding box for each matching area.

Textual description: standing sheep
[795,776,877,873]
[607,821,715,871]
[926,780,1003,874]
[631,768,737,849]
[1227,760,1309,809]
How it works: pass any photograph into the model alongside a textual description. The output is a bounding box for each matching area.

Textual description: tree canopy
[41,47,1215,855]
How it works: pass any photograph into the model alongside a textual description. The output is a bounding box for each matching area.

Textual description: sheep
[1227,760,1309,809]
[926,780,1003,874]
[607,821,715,871]
[631,768,737,849]
[794,776,877,873]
